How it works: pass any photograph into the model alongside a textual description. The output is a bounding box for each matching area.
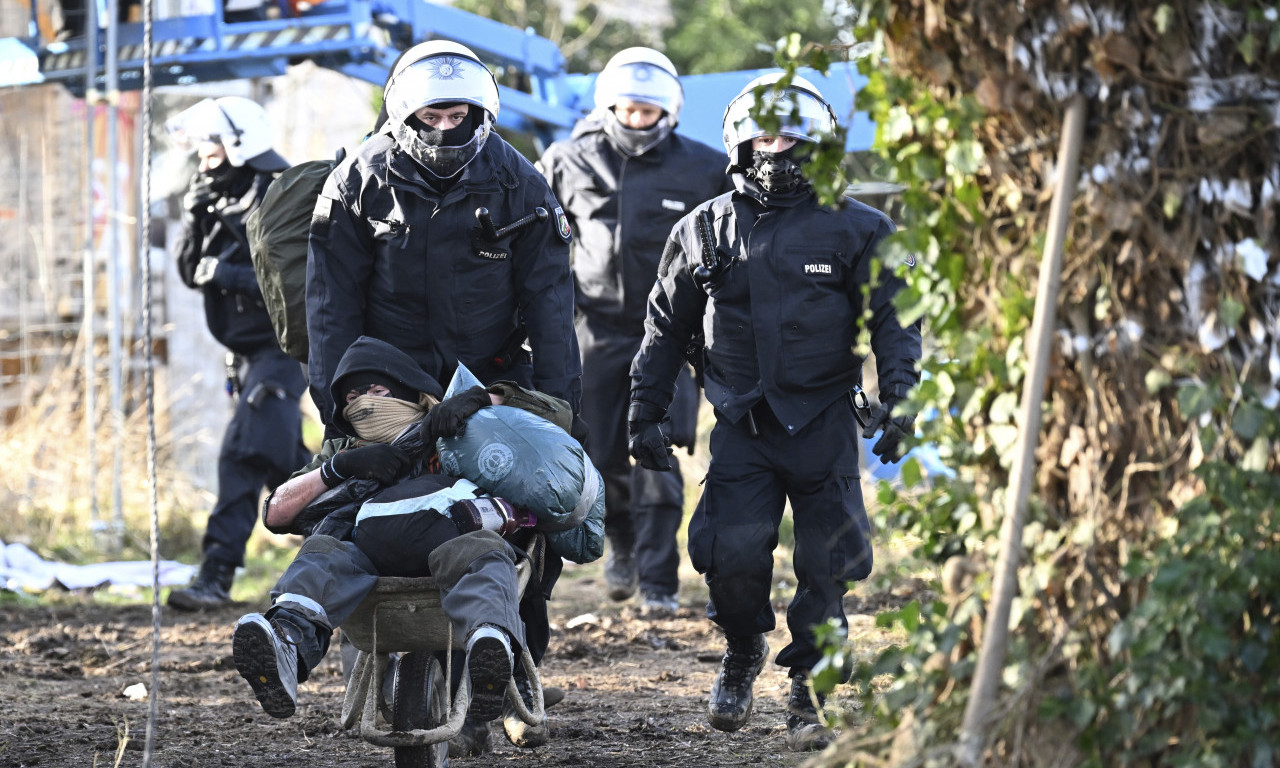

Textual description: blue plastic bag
[435,365,605,563]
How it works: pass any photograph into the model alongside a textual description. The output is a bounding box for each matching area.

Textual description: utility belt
[740,385,872,438]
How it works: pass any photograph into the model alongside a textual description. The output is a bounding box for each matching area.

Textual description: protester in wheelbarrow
[231,336,603,751]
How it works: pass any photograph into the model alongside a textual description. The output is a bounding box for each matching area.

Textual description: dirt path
[0,554,913,768]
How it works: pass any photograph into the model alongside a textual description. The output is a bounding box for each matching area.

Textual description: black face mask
[746,145,810,194]
[407,105,482,148]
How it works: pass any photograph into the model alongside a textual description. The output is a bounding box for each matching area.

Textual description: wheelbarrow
[338,540,546,768]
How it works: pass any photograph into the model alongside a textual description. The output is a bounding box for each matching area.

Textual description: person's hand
[320,443,411,487]
[861,400,914,464]
[191,256,223,288]
[628,419,672,472]
[182,174,217,219]
[418,385,492,446]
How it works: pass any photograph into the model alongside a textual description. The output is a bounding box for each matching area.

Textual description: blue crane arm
[0,0,587,142]
[0,0,868,151]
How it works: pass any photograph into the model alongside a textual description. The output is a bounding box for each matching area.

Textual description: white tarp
[1,540,196,593]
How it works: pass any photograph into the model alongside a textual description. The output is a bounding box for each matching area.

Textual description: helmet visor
[722,87,834,151]
[384,56,500,126]
[165,99,236,153]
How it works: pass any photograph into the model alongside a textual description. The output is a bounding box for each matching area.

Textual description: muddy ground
[0,552,922,768]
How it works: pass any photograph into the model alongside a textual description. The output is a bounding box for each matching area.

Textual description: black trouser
[202,346,309,568]
[576,316,697,596]
[687,397,872,673]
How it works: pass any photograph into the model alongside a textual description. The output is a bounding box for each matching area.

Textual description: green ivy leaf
[1220,296,1245,329]
[945,139,985,176]
[1238,32,1258,65]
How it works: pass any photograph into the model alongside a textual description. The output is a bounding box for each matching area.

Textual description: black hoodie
[328,336,444,437]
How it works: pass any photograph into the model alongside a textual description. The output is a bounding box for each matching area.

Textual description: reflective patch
[661,199,686,212]
[313,196,332,220]
[476,245,510,261]
[553,206,572,243]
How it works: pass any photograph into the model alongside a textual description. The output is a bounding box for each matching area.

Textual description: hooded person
[536,47,731,616]
[238,336,591,753]
[165,95,310,612]
[234,336,534,728]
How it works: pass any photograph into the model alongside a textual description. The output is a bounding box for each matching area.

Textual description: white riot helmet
[594,47,683,120]
[594,47,683,156]
[381,40,502,179]
[165,96,287,171]
[721,72,837,164]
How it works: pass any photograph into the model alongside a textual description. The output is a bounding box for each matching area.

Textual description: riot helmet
[721,73,836,193]
[165,96,288,172]
[594,47,683,156]
[382,40,501,179]
[721,73,836,161]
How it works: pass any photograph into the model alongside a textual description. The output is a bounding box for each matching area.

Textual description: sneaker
[168,558,236,611]
[639,590,679,617]
[707,633,769,732]
[448,713,493,758]
[232,613,299,718]
[465,625,513,722]
[502,666,548,748]
[604,546,638,601]
[785,671,834,751]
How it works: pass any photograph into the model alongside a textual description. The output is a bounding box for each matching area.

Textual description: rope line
[138,0,163,762]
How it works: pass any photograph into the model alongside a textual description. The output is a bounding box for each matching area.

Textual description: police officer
[166,96,311,611]
[306,39,583,755]
[307,39,583,427]
[538,48,730,613]
[628,73,922,751]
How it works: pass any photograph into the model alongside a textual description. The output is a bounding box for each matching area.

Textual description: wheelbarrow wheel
[392,651,449,768]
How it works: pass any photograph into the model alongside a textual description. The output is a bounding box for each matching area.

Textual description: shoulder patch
[903,253,917,268]
[553,205,572,243]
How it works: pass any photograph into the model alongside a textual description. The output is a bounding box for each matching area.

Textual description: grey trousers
[267,531,525,676]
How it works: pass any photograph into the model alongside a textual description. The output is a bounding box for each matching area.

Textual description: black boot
[167,558,236,611]
[707,633,769,731]
[448,714,493,758]
[785,670,834,752]
[604,543,638,601]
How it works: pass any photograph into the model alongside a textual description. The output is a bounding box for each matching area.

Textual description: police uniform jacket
[307,130,582,424]
[175,171,280,356]
[631,175,922,436]
[537,117,732,329]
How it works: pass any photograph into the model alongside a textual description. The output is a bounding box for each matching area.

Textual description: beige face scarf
[342,393,437,443]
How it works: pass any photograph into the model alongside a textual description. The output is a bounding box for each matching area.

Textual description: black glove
[627,401,672,471]
[569,413,591,453]
[319,443,411,487]
[191,256,224,288]
[418,385,491,446]
[862,400,914,464]
[182,173,217,224]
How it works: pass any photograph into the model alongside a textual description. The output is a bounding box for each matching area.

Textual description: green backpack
[246,151,343,363]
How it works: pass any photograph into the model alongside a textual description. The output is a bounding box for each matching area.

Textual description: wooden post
[958,92,1086,765]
